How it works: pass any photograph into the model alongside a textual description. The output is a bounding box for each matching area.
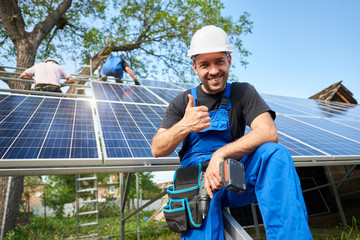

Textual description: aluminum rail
[223,209,253,240]
[0,88,92,98]
[1,158,360,176]
[0,164,180,176]
[0,65,26,70]
[0,76,91,88]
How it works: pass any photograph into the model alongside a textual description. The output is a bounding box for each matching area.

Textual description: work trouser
[35,84,61,93]
[182,142,313,240]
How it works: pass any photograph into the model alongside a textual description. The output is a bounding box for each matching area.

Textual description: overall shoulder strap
[219,82,232,110]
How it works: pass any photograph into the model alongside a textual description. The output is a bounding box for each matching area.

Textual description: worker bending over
[20,58,74,92]
[98,56,140,85]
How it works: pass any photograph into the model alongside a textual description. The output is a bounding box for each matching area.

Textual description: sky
[153,0,360,183]
[221,0,360,101]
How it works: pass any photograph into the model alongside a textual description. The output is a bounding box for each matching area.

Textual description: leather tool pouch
[163,164,204,233]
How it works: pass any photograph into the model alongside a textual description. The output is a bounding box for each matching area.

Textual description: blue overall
[180,83,312,240]
[100,56,124,79]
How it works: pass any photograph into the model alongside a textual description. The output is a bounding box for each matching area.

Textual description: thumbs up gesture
[182,94,211,132]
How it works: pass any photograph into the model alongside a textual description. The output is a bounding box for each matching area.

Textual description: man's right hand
[151,94,210,158]
[181,94,211,132]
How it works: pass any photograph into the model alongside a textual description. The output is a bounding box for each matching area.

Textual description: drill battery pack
[220,158,246,194]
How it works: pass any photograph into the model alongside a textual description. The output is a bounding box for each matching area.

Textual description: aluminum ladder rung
[79,221,98,227]
[76,173,99,238]
[77,187,97,193]
[77,177,97,181]
[77,233,98,239]
[78,210,98,216]
[79,199,98,204]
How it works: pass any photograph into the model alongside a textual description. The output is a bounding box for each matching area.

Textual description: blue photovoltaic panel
[0,94,101,167]
[263,94,360,120]
[147,88,184,103]
[139,79,184,89]
[289,116,360,142]
[278,133,325,156]
[275,115,360,156]
[96,101,180,162]
[266,100,314,117]
[329,119,360,129]
[245,126,324,157]
[173,82,197,89]
[92,82,165,104]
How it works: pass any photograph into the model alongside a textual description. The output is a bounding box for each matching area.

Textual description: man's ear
[192,61,198,75]
[227,54,232,68]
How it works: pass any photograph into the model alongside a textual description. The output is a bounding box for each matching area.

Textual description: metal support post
[120,173,124,240]
[136,172,140,240]
[251,202,260,237]
[326,166,347,226]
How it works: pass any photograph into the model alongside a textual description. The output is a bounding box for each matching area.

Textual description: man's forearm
[64,76,75,84]
[19,71,33,80]
[215,127,278,160]
[151,123,190,158]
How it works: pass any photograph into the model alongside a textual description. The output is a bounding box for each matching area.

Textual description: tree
[0,0,252,87]
[0,0,252,235]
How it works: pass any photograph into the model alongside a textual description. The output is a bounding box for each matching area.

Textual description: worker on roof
[20,58,75,93]
[98,55,140,85]
[151,25,312,240]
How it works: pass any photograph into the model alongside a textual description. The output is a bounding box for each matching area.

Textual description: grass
[3,209,360,240]
[3,211,179,240]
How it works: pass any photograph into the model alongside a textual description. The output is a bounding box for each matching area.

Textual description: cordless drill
[197,158,246,219]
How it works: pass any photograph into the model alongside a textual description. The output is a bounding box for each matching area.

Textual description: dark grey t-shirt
[160,82,275,159]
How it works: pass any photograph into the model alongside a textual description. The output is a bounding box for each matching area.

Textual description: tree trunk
[0,176,24,238]
[2,40,37,90]
[0,0,73,235]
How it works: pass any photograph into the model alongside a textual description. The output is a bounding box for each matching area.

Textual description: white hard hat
[187,25,234,58]
[44,58,59,64]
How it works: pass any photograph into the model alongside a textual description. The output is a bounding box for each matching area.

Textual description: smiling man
[151,25,312,240]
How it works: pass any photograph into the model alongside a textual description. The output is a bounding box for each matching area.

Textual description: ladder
[75,174,99,239]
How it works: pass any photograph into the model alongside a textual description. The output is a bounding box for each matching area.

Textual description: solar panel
[95,101,180,165]
[146,88,184,103]
[1,79,360,168]
[263,94,360,120]
[275,115,360,156]
[92,82,166,104]
[138,79,184,89]
[0,94,101,167]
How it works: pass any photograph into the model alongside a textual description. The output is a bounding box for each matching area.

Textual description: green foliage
[0,0,253,83]
[125,172,162,200]
[44,175,76,218]
[43,173,160,218]
[98,201,121,218]
[3,216,76,240]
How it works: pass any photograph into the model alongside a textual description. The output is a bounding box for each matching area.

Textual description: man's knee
[254,142,293,166]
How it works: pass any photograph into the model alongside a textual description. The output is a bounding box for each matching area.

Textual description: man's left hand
[204,154,225,198]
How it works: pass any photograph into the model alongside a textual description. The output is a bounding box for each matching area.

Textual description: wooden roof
[309,81,358,104]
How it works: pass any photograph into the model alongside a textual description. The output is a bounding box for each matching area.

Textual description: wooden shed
[309,81,357,104]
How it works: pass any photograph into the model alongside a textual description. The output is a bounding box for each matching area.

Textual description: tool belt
[35,84,61,92]
[163,162,208,233]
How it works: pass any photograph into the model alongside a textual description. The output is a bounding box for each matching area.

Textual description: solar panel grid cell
[275,115,360,156]
[263,93,360,120]
[138,79,184,89]
[148,88,184,103]
[0,94,101,167]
